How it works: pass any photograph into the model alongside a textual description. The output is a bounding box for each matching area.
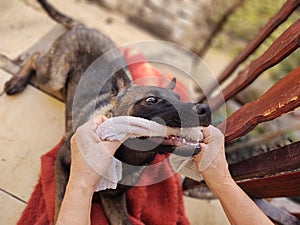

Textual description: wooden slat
[237,170,300,198]
[254,199,300,225]
[183,142,300,197]
[198,0,300,103]
[218,66,300,142]
[183,171,300,199]
[229,141,300,180]
[209,18,300,111]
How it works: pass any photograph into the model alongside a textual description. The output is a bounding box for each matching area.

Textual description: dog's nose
[192,103,211,125]
[192,104,210,116]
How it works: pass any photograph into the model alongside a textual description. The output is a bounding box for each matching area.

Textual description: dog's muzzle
[192,103,211,127]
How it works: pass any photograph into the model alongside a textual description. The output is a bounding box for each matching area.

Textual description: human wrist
[67,176,98,195]
[204,172,235,197]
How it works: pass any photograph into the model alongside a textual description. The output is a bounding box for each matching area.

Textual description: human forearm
[205,176,273,225]
[195,126,273,225]
[56,115,124,224]
[56,179,95,225]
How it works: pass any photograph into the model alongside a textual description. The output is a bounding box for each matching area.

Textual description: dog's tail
[37,0,82,29]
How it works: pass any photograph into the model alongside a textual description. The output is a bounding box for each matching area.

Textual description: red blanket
[17,140,189,225]
[17,50,190,225]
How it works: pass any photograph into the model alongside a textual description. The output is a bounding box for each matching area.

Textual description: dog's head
[109,70,211,158]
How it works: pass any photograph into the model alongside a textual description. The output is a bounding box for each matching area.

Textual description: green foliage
[214,0,292,52]
[211,1,300,160]
[269,50,300,82]
[225,0,285,41]
[212,0,299,82]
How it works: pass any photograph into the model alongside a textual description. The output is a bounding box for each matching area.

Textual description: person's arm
[56,115,122,225]
[207,176,272,225]
[194,126,273,225]
[56,180,94,225]
[55,137,99,225]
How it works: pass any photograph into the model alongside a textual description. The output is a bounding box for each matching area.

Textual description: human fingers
[201,126,211,144]
[202,125,224,144]
[195,126,224,171]
[193,142,207,164]
[94,115,108,127]
[73,118,122,189]
[69,136,101,182]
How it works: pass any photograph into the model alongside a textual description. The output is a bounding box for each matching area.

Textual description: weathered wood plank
[210,18,300,111]
[229,141,300,180]
[254,199,300,225]
[198,0,300,102]
[237,170,300,198]
[183,142,300,197]
[218,66,300,142]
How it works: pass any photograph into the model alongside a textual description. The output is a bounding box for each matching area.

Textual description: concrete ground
[0,0,230,224]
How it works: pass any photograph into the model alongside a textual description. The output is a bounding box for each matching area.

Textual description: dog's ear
[110,69,131,97]
[166,77,176,90]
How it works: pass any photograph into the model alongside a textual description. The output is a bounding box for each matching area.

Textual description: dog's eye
[145,96,158,104]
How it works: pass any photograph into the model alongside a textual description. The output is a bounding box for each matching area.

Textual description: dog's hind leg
[99,192,132,225]
[4,52,40,95]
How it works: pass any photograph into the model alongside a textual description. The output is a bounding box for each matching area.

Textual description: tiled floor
[0,1,230,224]
[0,69,65,224]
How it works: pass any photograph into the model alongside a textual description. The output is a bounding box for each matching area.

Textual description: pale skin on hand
[67,115,119,191]
[193,125,273,225]
[56,115,123,225]
[56,117,273,225]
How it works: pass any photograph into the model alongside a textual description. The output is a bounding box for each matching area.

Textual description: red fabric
[122,48,190,102]
[17,140,190,225]
[17,50,190,225]
[17,139,63,225]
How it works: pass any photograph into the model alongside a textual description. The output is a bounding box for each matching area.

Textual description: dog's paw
[4,76,29,95]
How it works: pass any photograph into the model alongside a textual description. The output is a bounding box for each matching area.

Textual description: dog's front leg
[54,140,71,223]
[4,52,40,95]
[99,192,132,225]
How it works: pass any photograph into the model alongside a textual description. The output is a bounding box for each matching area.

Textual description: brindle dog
[4,1,211,224]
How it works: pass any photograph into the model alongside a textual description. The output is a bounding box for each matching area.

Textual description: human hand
[193,126,273,225]
[193,125,232,185]
[68,115,124,191]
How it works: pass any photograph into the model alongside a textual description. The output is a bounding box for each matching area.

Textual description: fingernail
[193,145,201,155]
